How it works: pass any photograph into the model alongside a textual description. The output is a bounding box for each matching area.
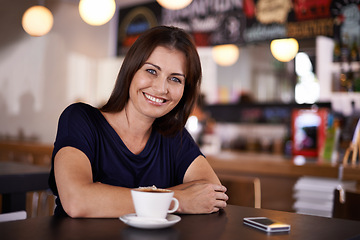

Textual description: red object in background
[122,34,140,47]
[294,0,332,21]
[243,0,256,18]
[192,32,210,47]
[292,108,329,157]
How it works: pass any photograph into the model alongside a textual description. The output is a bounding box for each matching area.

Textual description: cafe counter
[206,151,360,212]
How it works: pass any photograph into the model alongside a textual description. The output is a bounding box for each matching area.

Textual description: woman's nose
[153,76,168,94]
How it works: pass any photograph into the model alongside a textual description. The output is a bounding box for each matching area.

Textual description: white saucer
[119,214,181,229]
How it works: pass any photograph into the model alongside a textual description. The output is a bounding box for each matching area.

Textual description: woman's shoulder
[65,102,94,111]
[60,102,99,121]
[63,102,97,115]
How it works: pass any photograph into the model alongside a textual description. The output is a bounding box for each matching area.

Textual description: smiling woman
[101,26,202,136]
[48,26,228,218]
[128,46,186,121]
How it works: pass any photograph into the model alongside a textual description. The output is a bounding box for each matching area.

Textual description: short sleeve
[173,128,204,183]
[52,103,96,163]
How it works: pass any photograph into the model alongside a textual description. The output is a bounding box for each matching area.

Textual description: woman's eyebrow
[144,62,161,70]
[144,62,185,78]
[172,73,186,78]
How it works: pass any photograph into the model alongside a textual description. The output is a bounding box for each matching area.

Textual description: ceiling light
[79,0,116,26]
[212,44,240,67]
[270,38,299,62]
[156,0,193,10]
[22,5,54,37]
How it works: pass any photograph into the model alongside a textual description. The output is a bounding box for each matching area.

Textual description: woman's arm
[54,146,135,218]
[171,155,228,214]
[55,147,227,217]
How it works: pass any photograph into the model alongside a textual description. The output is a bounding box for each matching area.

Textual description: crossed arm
[54,146,228,218]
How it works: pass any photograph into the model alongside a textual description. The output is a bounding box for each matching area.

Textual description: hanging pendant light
[156,0,193,10]
[270,38,299,62]
[22,5,54,37]
[212,44,240,66]
[79,0,116,26]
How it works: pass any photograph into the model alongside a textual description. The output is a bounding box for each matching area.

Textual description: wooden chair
[0,141,53,166]
[332,186,360,221]
[342,119,360,167]
[0,141,54,217]
[26,190,55,218]
[218,174,261,208]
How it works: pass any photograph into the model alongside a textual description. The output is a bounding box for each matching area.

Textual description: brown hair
[100,26,202,136]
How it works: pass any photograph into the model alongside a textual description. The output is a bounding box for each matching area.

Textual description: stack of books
[293,176,356,217]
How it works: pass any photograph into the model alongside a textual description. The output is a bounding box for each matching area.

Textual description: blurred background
[0,0,359,157]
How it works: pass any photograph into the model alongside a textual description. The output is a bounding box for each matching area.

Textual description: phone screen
[250,218,275,226]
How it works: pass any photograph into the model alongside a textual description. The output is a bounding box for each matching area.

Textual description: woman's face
[128,46,186,121]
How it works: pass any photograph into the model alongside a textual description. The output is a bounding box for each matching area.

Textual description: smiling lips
[144,93,166,104]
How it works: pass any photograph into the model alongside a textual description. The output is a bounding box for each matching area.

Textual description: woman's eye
[170,77,182,84]
[146,69,156,75]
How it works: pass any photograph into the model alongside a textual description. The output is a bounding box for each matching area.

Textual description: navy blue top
[48,102,202,216]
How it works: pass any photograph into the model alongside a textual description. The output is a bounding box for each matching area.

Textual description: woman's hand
[173,155,228,214]
[173,180,228,214]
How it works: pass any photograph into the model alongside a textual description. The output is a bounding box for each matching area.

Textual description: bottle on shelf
[334,34,360,92]
[350,38,359,62]
[341,33,350,63]
[333,38,341,62]
[354,72,360,92]
[339,67,348,92]
[346,67,354,92]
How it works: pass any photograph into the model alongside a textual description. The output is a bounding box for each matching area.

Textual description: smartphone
[243,217,291,233]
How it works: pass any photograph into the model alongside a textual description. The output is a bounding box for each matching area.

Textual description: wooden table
[0,162,50,213]
[0,205,359,240]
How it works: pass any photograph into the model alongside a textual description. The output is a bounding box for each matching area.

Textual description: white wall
[0,2,120,144]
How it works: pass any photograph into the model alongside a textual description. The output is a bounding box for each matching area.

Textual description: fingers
[215,191,229,201]
[196,183,228,213]
[214,185,228,212]
[178,182,228,214]
[213,184,228,202]
[213,184,227,193]
[212,199,227,213]
[216,199,227,209]
[212,207,220,213]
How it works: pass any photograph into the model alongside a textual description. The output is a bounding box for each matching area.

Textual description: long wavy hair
[100,26,202,136]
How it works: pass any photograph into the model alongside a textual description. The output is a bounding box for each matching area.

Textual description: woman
[48,26,228,218]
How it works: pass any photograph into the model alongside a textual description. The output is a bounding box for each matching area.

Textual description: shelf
[331,92,360,96]
[332,62,360,72]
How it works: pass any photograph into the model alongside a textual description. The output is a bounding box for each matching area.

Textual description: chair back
[342,118,360,166]
[333,187,360,221]
[218,174,261,208]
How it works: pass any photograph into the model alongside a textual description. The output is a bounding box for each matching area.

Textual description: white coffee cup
[131,187,179,220]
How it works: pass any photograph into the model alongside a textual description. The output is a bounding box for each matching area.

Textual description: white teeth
[144,93,164,103]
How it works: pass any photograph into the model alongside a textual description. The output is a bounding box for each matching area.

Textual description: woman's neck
[101,106,153,155]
